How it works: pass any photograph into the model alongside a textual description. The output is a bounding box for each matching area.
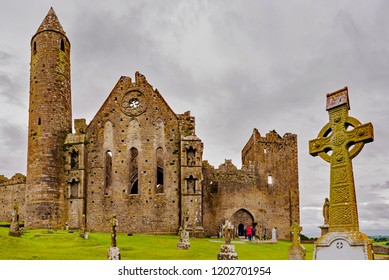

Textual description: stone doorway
[231,208,254,237]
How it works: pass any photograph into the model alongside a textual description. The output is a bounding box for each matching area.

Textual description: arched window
[60,39,65,51]
[187,146,196,166]
[129,148,138,194]
[69,178,79,198]
[187,175,196,193]
[156,147,164,193]
[70,149,79,169]
[104,151,113,195]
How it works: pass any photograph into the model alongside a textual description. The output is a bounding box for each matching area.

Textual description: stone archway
[231,209,254,236]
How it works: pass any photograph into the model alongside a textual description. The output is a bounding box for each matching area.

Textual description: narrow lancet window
[187,146,196,166]
[104,150,113,195]
[187,175,196,193]
[156,147,164,193]
[129,147,138,194]
[70,149,79,169]
[60,39,65,51]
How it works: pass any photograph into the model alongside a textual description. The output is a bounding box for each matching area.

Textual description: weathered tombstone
[217,220,238,260]
[107,214,121,260]
[309,87,374,260]
[9,207,21,237]
[319,198,330,236]
[288,222,306,260]
[271,227,277,241]
[177,209,190,249]
[79,214,87,238]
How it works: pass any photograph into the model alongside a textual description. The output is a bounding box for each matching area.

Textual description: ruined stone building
[0,8,299,240]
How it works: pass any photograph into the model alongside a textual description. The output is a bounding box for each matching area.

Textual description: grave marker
[309,87,374,259]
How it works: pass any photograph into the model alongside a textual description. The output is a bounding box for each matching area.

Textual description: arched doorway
[231,209,254,237]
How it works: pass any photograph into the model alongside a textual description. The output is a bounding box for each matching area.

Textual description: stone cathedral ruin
[0,8,300,239]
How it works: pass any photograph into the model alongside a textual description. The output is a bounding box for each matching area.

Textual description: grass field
[0,227,314,260]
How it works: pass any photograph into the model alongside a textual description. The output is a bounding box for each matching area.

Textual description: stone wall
[0,174,26,222]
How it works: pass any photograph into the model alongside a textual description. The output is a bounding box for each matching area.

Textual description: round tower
[25,8,72,228]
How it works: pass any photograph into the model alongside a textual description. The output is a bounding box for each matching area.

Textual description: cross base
[314,231,373,260]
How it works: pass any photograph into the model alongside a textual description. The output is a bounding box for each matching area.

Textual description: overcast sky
[0,0,388,237]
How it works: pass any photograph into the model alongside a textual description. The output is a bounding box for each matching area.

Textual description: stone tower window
[187,146,196,166]
[156,147,164,193]
[268,175,273,185]
[70,149,79,169]
[60,39,65,51]
[104,150,113,195]
[187,175,196,193]
[38,118,41,125]
[69,178,79,198]
[129,147,138,194]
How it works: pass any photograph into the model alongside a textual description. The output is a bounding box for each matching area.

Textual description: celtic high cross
[309,87,373,232]
[290,222,302,245]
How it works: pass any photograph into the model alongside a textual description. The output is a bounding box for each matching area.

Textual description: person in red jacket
[246,225,252,241]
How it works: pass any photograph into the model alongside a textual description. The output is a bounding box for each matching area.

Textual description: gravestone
[288,223,306,260]
[271,228,277,241]
[309,87,374,260]
[217,220,238,260]
[9,208,21,237]
[177,209,190,249]
[107,214,121,260]
[80,214,87,238]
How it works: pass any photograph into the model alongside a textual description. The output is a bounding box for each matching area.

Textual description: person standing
[247,225,252,241]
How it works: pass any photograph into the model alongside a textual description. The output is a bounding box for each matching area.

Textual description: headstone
[107,214,121,260]
[271,228,277,241]
[9,208,21,237]
[309,87,374,260]
[79,214,86,238]
[217,220,238,260]
[177,209,190,249]
[288,222,306,260]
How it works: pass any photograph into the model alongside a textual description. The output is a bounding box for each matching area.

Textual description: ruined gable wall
[85,73,181,233]
[0,174,26,222]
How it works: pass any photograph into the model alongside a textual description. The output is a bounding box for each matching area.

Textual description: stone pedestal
[177,241,190,250]
[8,223,21,237]
[288,244,306,260]
[217,245,238,260]
[314,231,373,260]
[107,247,121,260]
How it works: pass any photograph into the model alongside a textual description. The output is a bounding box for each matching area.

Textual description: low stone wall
[373,244,389,255]
[0,174,26,222]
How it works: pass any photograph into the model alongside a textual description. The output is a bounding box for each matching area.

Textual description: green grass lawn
[0,227,314,260]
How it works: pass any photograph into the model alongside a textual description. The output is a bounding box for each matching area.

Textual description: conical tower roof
[36,7,66,35]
